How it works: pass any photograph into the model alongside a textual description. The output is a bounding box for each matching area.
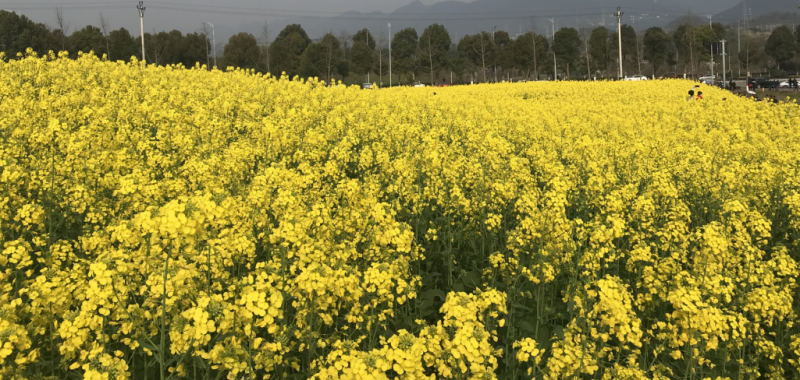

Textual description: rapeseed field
[2,51,800,380]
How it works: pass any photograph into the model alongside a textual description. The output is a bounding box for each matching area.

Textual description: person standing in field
[696,91,703,100]
[687,90,695,101]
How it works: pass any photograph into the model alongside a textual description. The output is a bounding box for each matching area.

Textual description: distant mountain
[716,0,800,23]
[227,0,741,44]
[664,14,708,31]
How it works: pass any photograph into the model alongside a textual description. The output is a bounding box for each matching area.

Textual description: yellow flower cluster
[1,50,800,380]
[313,289,506,380]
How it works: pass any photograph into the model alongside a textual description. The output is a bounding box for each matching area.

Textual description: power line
[147,1,622,16]
[146,4,630,21]
[0,1,762,25]
[4,4,130,11]
[2,1,129,5]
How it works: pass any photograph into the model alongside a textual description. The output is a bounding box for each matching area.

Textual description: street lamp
[388,23,392,88]
[492,26,497,82]
[206,22,216,68]
[548,18,557,80]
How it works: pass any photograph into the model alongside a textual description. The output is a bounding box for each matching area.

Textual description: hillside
[233,0,740,43]
[717,0,800,23]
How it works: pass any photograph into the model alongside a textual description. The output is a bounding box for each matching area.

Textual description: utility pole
[737,21,741,78]
[206,22,216,68]
[614,8,623,80]
[388,23,392,88]
[722,39,727,87]
[707,15,714,79]
[367,28,371,84]
[548,18,556,80]
[493,26,497,82]
[137,1,145,65]
[632,15,641,75]
[710,43,714,80]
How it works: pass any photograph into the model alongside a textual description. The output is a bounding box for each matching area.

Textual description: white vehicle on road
[699,75,715,84]
[624,75,648,81]
[414,82,425,87]
[780,80,790,88]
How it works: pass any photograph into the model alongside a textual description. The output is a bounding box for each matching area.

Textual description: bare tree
[472,33,493,82]
[259,22,271,74]
[147,29,168,66]
[682,27,700,79]
[375,30,387,86]
[54,8,70,52]
[99,13,111,60]
[322,32,343,84]
[528,31,538,80]
[581,27,591,78]
[337,30,351,60]
[200,23,211,69]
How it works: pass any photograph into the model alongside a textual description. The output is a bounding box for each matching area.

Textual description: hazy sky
[3,0,743,40]
[4,0,441,35]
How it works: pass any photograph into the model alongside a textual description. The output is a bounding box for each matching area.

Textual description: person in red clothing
[696,91,703,100]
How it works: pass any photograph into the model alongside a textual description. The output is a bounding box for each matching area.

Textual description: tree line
[3,9,800,84]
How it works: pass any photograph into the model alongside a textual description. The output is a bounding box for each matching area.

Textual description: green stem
[160,251,170,380]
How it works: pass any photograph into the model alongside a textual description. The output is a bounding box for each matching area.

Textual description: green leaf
[460,270,481,290]
[137,338,159,354]
[552,325,565,341]
[516,320,535,333]
[420,289,447,302]
[513,303,532,312]
[211,332,234,344]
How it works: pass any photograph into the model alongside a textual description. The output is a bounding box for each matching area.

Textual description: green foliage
[181,32,211,69]
[711,22,727,41]
[419,24,452,84]
[107,28,138,63]
[276,24,311,46]
[512,32,549,80]
[739,40,760,67]
[391,28,418,84]
[765,25,796,70]
[299,33,342,83]
[493,30,513,72]
[588,27,610,74]
[674,24,716,77]
[224,32,260,70]
[270,26,311,78]
[458,32,494,82]
[0,10,49,57]
[350,40,373,76]
[553,27,581,78]
[643,27,670,76]
[69,25,106,59]
[336,60,349,79]
[609,24,637,62]
[796,24,800,45]
[352,28,376,50]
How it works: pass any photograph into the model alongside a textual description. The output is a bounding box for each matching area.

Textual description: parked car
[699,75,715,84]
[362,83,372,89]
[414,82,425,88]
[780,80,791,88]
[755,77,784,89]
[624,75,648,81]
